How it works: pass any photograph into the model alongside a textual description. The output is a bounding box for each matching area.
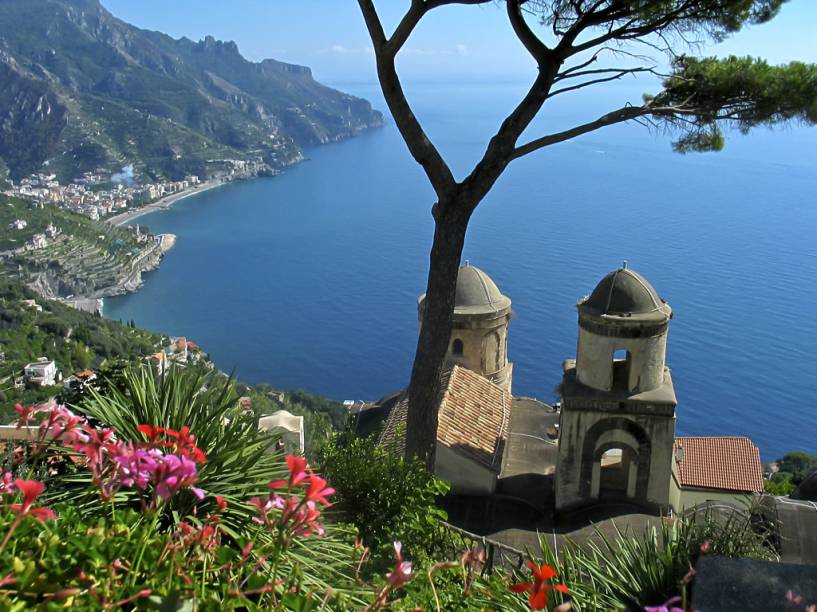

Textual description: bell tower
[555,264,677,513]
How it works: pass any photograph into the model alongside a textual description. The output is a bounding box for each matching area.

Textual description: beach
[107,178,226,227]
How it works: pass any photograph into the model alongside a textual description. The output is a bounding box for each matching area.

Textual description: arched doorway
[580,419,652,504]
[597,446,638,500]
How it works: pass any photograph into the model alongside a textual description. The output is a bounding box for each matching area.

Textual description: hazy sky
[101,1,817,85]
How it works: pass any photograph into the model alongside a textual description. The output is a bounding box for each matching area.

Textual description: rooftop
[674,436,764,493]
[379,365,510,471]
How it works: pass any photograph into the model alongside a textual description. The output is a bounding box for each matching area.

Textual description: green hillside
[0,278,161,413]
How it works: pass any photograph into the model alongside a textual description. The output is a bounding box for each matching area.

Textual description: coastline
[107,178,228,227]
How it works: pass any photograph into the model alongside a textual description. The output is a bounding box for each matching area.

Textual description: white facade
[24,359,57,386]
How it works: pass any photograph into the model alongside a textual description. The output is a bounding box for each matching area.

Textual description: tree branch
[357,0,457,201]
[507,0,551,66]
[548,67,658,98]
[511,105,650,158]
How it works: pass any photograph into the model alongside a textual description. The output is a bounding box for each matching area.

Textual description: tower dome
[417,262,513,392]
[453,263,512,315]
[580,266,669,320]
[575,264,672,393]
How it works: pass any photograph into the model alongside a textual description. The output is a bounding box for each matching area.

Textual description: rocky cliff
[0,0,383,181]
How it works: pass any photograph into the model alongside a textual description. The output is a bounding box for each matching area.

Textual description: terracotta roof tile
[378,366,510,471]
[673,437,763,493]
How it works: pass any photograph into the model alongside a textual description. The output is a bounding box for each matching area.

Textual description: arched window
[612,349,633,389]
[452,338,464,355]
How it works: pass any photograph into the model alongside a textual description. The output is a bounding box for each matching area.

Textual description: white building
[10,219,27,230]
[24,359,57,387]
[29,234,47,249]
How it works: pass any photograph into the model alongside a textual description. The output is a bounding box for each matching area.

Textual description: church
[368,262,764,515]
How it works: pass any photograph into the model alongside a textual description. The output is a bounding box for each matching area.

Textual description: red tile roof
[379,366,510,471]
[673,437,763,493]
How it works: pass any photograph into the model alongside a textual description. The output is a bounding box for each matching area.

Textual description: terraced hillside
[0,195,157,298]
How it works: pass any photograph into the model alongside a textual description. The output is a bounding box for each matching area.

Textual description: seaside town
[3,157,270,226]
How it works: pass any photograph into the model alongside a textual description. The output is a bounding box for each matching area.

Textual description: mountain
[0,0,383,181]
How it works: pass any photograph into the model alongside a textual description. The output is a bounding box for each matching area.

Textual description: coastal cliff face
[0,0,384,182]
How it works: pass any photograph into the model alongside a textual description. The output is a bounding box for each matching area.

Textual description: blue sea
[104,81,817,461]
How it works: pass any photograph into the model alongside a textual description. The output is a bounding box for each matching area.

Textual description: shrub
[317,434,450,566]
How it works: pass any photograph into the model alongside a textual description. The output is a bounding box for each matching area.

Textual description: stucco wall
[435,445,497,496]
[576,327,668,393]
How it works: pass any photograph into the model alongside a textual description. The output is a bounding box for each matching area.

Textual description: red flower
[13,403,36,427]
[136,425,165,444]
[305,469,334,506]
[10,479,56,522]
[285,454,308,487]
[166,426,207,464]
[509,560,569,610]
[214,495,228,512]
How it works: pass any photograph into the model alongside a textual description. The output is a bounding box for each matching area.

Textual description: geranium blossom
[10,479,56,522]
[304,469,335,506]
[152,453,204,501]
[386,541,413,587]
[13,403,37,427]
[165,426,207,465]
[0,473,15,496]
[250,456,333,540]
[509,560,569,610]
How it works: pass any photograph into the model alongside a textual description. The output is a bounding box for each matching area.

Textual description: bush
[317,434,450,566]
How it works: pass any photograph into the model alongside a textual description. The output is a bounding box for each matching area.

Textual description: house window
[452,338,464,355]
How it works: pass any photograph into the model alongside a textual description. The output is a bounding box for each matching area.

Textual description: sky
[100,1,817,86]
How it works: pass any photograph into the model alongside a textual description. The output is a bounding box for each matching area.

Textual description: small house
[23,358,57,387]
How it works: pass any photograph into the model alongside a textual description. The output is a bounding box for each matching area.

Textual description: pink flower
[386,542,413,588]
[47,406,89,445]
[645,596,685,612]
[0,473,15,496]
[115,445,161,491]
[152,453,204,501]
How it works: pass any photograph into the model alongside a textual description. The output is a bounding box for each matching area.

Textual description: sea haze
[104,82,817,460]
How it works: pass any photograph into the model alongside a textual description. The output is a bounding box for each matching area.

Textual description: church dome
[453,262,511,315]
[579,265,670,319]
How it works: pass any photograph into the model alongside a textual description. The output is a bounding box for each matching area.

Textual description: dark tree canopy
[357,0,817,465]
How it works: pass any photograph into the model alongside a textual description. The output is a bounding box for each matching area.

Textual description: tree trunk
[405,202,470,468]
